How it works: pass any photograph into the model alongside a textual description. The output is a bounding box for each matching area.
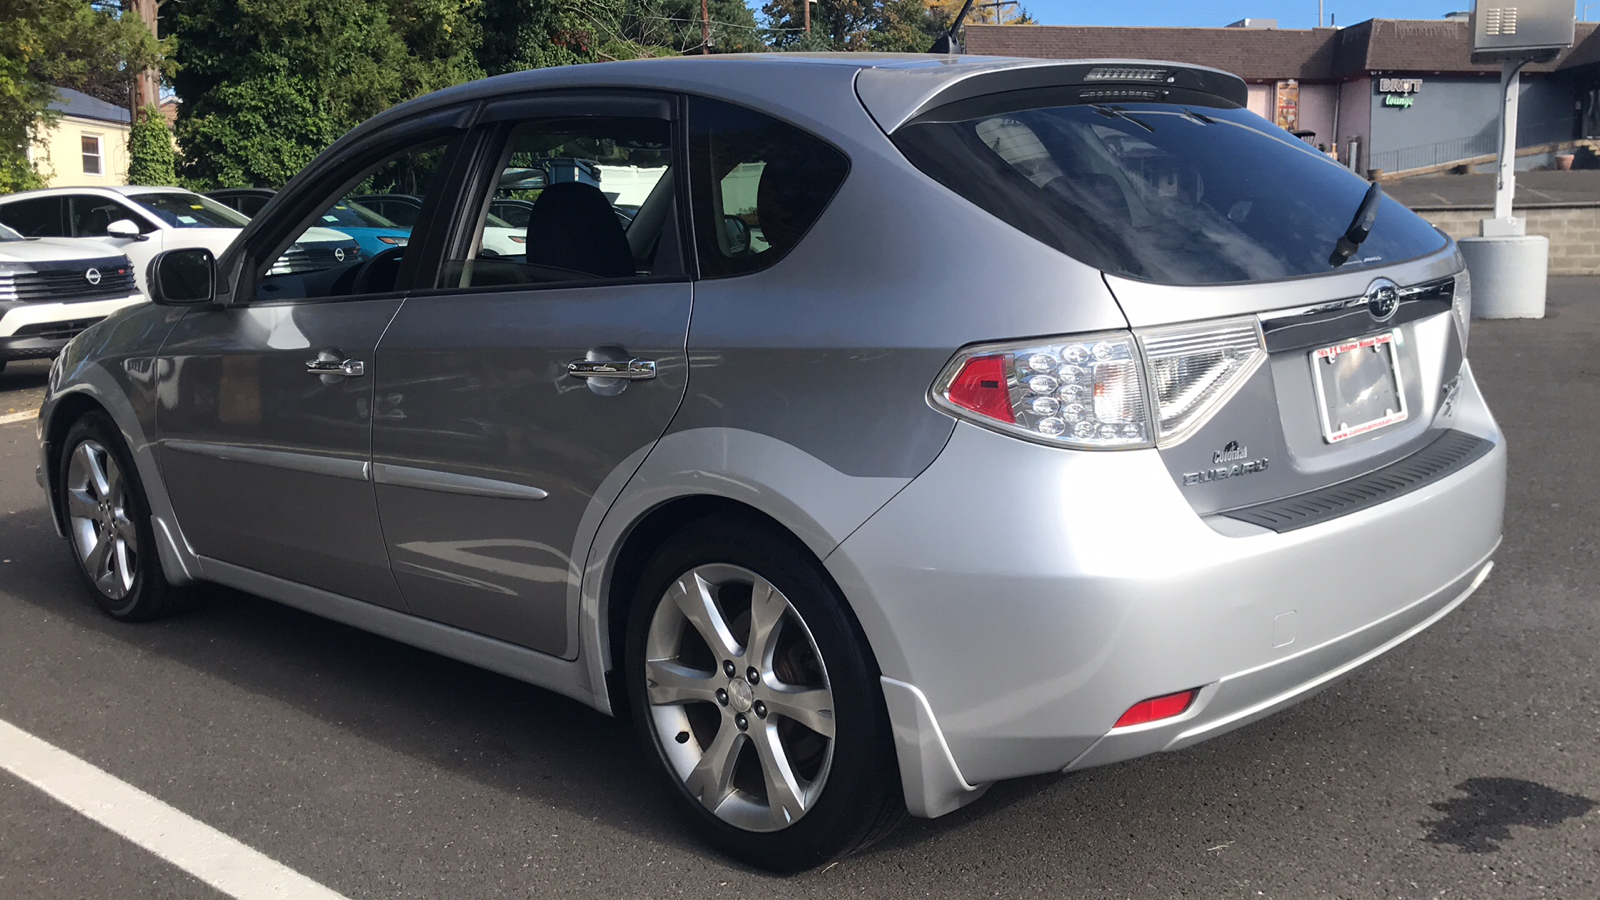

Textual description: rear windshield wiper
[1090,105,1154,133]
[1329,182,1382,268]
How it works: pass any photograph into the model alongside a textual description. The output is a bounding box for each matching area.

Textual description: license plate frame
[1309,331,1408,443]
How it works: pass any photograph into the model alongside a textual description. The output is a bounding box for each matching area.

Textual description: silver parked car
[35,54,1505,871]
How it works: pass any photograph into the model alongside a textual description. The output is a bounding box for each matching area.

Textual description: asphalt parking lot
[2,283,1598,900]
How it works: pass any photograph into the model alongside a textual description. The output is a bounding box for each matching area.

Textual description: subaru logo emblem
[1366,278,1400,322]
[84,268,101,286]
[334,248,346,262]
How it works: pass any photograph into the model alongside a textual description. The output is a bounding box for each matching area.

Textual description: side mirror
[723,215,751,255]
[106,219,148,241]
[148,248,216,306]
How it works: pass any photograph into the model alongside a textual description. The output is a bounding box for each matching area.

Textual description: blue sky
[1017,1,1593,29]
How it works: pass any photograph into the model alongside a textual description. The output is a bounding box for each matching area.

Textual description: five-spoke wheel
[643,563,836,832]
[57,412,191,620]
[626,517,904,871]
[64,439,139,601]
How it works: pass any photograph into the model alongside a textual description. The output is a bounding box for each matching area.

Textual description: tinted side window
[687,97,849,279]
[0,197,66,237]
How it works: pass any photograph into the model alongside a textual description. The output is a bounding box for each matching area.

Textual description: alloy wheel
[643,563,836,832]
[64,440,138,601]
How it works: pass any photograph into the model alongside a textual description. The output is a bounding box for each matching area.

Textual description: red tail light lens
[1112,689,1198,728]
[931,331,1152,449]
[945,354,1015,425]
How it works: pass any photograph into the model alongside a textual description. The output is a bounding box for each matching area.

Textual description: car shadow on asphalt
[0,501,716,861]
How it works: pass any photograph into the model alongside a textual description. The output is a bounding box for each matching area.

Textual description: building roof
[966,19,1600,81]
[48,87,130,125]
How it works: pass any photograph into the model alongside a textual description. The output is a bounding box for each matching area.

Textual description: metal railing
[1368,117,1575,174]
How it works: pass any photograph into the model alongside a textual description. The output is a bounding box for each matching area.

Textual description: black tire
[56,411,194,621]
[624,516,905,872]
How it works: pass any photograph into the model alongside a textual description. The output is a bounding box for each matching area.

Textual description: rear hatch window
[892,90,1447,285]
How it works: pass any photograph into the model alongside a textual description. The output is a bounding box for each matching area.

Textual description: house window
[81,135,103,176]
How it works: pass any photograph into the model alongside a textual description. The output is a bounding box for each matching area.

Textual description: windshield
[0,223,21,241]
[893,94,1447,285]
[131,191,250,228]
[319,200,399,229]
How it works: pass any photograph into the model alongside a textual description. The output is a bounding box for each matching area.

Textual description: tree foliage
[127,105,176,185]
[163,0,1035,190]
[169,0,485,188]
[0,0,164,192]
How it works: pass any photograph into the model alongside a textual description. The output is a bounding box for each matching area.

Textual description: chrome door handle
[306,357,365,377]
[567,358,656,380]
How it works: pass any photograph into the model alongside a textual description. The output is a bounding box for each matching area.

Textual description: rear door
[369,93,690,656]
[158,116,472,608]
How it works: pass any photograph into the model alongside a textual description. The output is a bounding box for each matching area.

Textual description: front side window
[81,135,102,176]
[442,115,676,290]
[70,196,156,236]
[687,96,849,279]
[256,137,454,302]
[892,92,1448,285]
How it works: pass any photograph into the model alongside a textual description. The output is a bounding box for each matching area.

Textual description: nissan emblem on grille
[334,248,346,262]
[1366,278,1400,321]
[84,268,101,286]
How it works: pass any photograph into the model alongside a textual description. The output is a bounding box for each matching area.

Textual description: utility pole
[804,0,811,34]
[125,0,162,117]
[700,0,710,54]
[974,0,1016,24]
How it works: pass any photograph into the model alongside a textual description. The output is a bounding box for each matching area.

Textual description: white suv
[0,222,141,374]
[0,185,361,295]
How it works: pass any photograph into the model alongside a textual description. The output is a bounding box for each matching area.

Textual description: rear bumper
[827,362,1504,816]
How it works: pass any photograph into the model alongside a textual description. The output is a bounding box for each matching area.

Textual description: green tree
[0,0,164,191]
[126,105,176,185]
[168,0,484,188]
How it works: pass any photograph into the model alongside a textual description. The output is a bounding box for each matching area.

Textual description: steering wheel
[352,246,405,295]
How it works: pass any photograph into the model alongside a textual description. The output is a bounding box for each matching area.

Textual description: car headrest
[523,182,634,279]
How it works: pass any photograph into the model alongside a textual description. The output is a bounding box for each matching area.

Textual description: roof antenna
[929,0,977,53]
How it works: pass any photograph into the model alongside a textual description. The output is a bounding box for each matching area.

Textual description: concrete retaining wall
[1416,205,1600,275]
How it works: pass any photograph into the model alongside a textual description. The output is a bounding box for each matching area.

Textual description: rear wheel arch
[601,495,885,714]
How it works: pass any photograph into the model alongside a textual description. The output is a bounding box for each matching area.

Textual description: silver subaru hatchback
[36,54,1505,871]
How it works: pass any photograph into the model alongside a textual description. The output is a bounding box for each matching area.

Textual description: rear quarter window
[892,92,1447,286]
[687,96,849,278]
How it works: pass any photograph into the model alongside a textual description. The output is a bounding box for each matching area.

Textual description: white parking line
[0,409,39,426]
[0,718,350,900]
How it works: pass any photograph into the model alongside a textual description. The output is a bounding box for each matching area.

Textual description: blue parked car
[207,189,410,258]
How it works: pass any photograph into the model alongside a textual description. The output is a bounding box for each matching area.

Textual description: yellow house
[26,88,131,187]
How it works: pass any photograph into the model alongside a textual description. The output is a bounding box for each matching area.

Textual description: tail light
[931,317,1266,450]
[932,332,1152,450]
[1138,317,1265,447]
[1452,269,1471,352]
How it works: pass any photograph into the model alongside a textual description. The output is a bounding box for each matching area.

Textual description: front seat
[522,182,634,279]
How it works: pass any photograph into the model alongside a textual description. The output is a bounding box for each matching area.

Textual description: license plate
[1309,331,1408,443]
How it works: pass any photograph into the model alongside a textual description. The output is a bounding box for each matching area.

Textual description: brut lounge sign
[1380,77,1422,109]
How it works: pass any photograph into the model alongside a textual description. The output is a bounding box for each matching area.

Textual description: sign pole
[1488,60,1525,233]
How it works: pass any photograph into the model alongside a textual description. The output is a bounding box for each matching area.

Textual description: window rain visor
[892,92,1448,285]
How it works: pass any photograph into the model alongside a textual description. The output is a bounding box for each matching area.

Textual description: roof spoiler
[864,61,1251,132]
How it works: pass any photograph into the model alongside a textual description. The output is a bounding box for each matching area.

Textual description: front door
[370,98,691,656]
[157,131,466,609]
